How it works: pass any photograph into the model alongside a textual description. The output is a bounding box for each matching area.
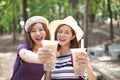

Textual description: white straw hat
[49,16,84,41]
[25,16,49,32]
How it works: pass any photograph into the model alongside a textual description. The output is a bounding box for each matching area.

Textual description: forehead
[28,23,43,31]
[32,23,43,28]
[58,25,71,31]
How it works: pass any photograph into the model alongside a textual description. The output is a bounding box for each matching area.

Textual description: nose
[36,31,41,35]
[60,32,65,37]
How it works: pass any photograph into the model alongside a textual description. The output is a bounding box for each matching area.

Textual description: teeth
[36,37,42,39]
[59,38,65,41]
[36,37,42,41]
[60,39,65,41]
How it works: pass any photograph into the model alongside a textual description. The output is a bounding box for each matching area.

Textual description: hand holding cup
[37,48,53,63]
[40,40,58,71]
[76,51,89,70]
[71,48,86,76]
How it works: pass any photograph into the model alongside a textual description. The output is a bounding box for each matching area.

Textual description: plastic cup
[71,48,86,76]
[41,40,58,52]
[41,40,58,71]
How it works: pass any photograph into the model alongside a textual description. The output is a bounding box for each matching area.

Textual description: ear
[71,35,75,40]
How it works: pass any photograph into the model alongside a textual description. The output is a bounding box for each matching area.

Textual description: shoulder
[18,43,28,48]
[17,43,28,52]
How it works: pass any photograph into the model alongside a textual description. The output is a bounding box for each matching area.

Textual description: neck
[60,46,70,54]
[33,44,42,51]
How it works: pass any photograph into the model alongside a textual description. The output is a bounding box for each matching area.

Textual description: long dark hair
[25,23,50,50]
[55,24,80,52]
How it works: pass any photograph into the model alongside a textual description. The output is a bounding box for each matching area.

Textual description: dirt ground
[0,28,120,80]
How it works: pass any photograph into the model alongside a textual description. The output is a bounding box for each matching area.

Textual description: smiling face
[25,22,50,50]
[30,23,46,45]
[56,25,75,47]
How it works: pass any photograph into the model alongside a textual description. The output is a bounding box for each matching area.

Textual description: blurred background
[0,0,120,80]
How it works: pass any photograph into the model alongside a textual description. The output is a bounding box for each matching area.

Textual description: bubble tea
[71,48,86,76]
[41,40,58,71]
[71,39,86,76]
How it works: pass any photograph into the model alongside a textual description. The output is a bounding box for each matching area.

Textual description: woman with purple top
[11,16,51,80]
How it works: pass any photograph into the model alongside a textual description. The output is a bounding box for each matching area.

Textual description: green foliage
[0,0,21,33]
[0,0,120,33]
[27,0,72,21]
[0,0,12,30]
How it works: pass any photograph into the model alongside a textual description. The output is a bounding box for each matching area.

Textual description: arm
[77,52,97,80]
[44,71,51,80]
[85,53,97,80]
[85,64,97,80]
[19,49,43,64]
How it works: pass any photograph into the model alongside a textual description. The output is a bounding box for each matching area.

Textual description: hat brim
[25,16,49,32]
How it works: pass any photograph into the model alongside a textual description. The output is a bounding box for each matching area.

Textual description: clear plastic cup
[41,40,58,71]
[71,48,86,76]
[41,40,58,52]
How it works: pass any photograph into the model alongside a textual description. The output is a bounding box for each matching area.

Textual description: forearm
[19,49,43,64]
[44,71,51,80]
[86,64,97,80]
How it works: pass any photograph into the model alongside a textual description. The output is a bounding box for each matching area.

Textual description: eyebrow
[59,28,71,32]
[32,26,44,29]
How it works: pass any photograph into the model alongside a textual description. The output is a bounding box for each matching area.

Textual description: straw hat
[49,16,84,41]
[25,16,49,32]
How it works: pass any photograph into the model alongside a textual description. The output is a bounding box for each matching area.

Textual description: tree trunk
[84,0,89,48]
[57,2,61,18]
[69,0,79,20]
[0,26,3,35]
[13,14,16,44]
[22,0,27,35]
[22,0,27,22]
[107,0,114,42]
[12,1,17,44]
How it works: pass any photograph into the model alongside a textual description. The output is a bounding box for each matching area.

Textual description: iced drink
[41,40,58,71]
[41,40,58,52]
[43,56,56,71]
[71,48,86,76]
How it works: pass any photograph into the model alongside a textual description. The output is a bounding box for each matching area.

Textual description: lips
[59,38,66,43]
[35,37,43,42]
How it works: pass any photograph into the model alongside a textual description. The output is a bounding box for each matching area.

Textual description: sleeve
[19,49,42,64]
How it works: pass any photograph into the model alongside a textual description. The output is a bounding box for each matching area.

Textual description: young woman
[45,16,97,80]
[12,16,51,80]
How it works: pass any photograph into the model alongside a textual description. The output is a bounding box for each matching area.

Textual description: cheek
[64,36,73,44]
[56,33,59,40]
[30,34,34,41]
[30,33,34,39]
[43,31,47,36]
[67,35,73,40]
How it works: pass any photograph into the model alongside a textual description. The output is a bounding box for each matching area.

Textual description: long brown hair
[54,24,80,51]
[25,23,50,50]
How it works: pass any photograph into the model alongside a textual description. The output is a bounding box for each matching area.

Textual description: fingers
[37,48,53,55]
[56,51,61,57]
[37,48,55,63]
[38,48,51,53]
[76,53,89,65]
[76,57,87,64]
[38,48,52,52]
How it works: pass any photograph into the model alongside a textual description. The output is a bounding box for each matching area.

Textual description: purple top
[12,43,44,80]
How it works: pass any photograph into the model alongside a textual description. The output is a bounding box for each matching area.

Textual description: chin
[59,43,65,46]
[35,41,42,44]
